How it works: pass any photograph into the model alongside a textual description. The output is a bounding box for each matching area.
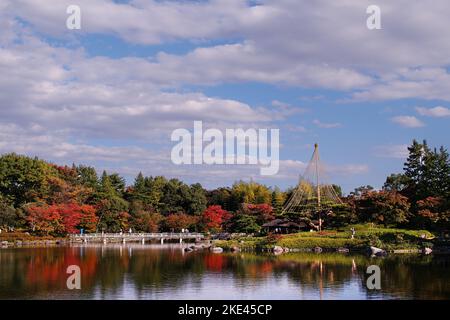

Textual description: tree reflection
[0,246,448,299]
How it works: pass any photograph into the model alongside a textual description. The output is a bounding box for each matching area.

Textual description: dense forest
[0,139,448,236]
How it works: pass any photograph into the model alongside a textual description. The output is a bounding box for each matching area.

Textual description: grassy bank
[214,224,435,252]
[0,232,65,245]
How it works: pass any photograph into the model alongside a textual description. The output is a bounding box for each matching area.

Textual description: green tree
[0,153,57,207]
[271,187,286,216]
[187,183,207,215]
[383,173,410,192]
[0,199,21,228]
[350,185,374,198]
[76,165,99,190]
[230,181,272,208]
[228,214,260,234]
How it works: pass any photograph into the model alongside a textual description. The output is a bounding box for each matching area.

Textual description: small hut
[262,219,308,234]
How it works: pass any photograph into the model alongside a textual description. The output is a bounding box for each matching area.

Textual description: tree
[0,153,57,207]
[76,165,99,191]
[132,211,163,232]
[159,179,189,215]
[26,205,63,236]
[128,200,163,232]
[108,173,126,197]
[0,199,20,228]
[164,213,197,232]
[206,187,233,211]
[26,203,97,235]
[95,171,129,232]
[402,140,449,200]
[356,191,410,226]
[230,181,272,208]
[383,173,410,192]
[201,205,232,232]
[95,198,129,232]
[271,187,286,216]
[416,196,450,231]
[239,203,274,225]
[45,176,93,204]
[350,185,374,198]
[228,214,260,234]
[188,183,207,215]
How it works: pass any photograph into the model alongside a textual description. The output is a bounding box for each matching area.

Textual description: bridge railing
[69,232,204,239]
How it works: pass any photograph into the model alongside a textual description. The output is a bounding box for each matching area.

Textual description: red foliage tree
[201,205,232,232]
[26,205,63,236]
[416,196,449,230]
[27,203,97,235]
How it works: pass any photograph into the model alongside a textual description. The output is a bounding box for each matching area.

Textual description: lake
[0,244,449,300]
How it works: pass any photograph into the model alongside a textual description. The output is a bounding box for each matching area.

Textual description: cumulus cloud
[391,116,425,128]
[0,0,446,189]
[4,0,450,100]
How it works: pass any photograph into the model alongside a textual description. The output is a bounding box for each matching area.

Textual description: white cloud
[373,144,409,159]
[416,106,450,117]
[391,116,425,128]
[313,119,342,129]
[6,0,450,99]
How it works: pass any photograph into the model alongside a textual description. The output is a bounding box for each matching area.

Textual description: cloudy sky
[0,0,449,193]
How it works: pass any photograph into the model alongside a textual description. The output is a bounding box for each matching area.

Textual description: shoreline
[2,239,449,255]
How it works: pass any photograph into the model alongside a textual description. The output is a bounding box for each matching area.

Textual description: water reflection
[0,244,448,300]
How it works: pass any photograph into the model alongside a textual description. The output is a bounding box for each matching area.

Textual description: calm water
[0,244,449,300]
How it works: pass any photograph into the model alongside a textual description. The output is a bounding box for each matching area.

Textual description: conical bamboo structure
[282,144,343,231]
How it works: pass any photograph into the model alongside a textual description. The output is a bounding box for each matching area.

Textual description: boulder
[1,241,8,247]
[273,246,284,253]
[370,246,387,256]
[283,247,290,253]
[337,247,349,253]
[231,246,241,252]
[212,247,223,253]
[423,247,433,255]
[314,246,323,253]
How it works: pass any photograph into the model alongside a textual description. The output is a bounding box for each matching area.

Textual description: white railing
[70,232,204,239]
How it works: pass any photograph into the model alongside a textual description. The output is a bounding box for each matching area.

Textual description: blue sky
[0,0,449,193]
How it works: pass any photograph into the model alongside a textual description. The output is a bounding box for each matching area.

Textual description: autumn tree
[416,196,450,231]
[201,205,232,232]
[356,191,410,226]
[129,200,163,232]
[239,203,274,225]
[26,203,97,235]
[26,205,62,235]
[164,213,198,232]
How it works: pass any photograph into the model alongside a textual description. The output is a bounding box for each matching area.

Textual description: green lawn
[214,224,435,252]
